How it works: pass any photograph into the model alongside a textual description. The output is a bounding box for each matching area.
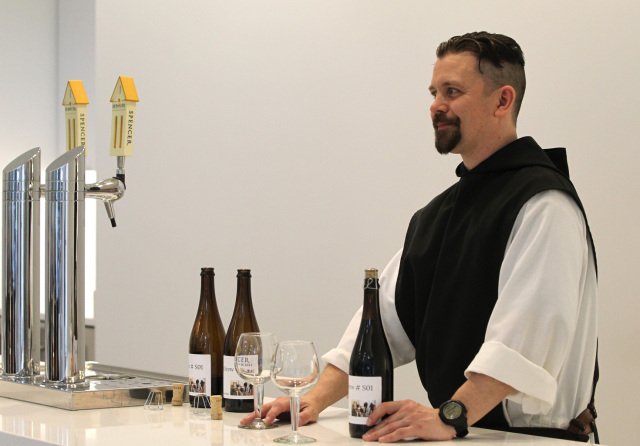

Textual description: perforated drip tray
[0,362,186,410]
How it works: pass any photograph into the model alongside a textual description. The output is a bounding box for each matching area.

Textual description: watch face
[442,402,462,420]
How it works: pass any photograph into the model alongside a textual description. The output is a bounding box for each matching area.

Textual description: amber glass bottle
[223,269,260,412]
[188,267,226,407]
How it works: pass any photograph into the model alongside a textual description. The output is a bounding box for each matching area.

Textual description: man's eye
[447,88,459,95]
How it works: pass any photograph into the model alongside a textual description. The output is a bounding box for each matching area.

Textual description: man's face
[429,52,496,157]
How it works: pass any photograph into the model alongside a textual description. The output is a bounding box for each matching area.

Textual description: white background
[2,1,639,444]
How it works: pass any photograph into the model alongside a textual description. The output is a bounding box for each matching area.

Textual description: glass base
[238,421,278,430]
[274,432,316,444]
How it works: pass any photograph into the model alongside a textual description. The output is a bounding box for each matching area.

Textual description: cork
[210,395,223,420]
[171,383,185,406]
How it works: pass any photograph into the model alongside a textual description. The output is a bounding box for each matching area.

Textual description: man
[243,32,598,442]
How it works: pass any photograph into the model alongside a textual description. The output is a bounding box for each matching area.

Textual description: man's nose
[430,95,448,117]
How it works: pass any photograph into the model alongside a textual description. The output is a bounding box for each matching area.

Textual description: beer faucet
[86,75,137,228]
[85,170,126,227]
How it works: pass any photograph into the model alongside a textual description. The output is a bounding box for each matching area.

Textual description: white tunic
[323,189,598,430]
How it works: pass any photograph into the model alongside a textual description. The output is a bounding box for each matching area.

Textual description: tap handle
[109,76,138,159]
[62,80,89,153]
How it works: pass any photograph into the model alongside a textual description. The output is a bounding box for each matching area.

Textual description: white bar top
[0,396,601,445]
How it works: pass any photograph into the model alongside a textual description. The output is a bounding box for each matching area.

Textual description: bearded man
[244,32,599,443]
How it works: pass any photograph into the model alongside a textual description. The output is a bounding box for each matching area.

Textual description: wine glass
[271,340,320,444]
[235,332,278,430]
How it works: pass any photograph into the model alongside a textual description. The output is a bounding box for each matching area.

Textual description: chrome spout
[2,148,41,379]
[44,146,86,386]
[86,176,125,227]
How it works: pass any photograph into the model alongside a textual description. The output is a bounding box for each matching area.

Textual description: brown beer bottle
[348,268,394,438]
[188,267,226,407]
[223,269,259,412]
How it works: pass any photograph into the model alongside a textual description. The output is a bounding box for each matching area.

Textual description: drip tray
[0,362,186,410]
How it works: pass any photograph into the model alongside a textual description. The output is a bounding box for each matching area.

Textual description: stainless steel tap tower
[43,146,125,385]
[2,77,135,386]
[44,147,87,384]
[2,148,42,379]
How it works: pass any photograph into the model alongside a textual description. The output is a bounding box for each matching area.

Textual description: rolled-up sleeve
[465,190,589,415]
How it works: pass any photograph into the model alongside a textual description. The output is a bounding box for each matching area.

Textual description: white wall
[56,0,96,168]
[2,2,639,445]
[0,0,59,167]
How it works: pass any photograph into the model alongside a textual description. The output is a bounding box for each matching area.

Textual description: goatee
[433,115,461,154]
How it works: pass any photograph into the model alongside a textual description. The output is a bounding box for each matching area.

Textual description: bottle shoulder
[223,313,260,353]
[349,319,392,372]
[190,315,225,351]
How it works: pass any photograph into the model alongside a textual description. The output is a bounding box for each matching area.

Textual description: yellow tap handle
[109,76,139,157]
[62,80,89,153]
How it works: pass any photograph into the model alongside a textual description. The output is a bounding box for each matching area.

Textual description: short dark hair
[436,32,526,121]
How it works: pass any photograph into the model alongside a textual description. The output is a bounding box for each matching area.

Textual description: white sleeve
[465,189,593,415]
[321,249,416,373]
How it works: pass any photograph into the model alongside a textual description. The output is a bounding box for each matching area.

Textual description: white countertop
[0,396,602,445]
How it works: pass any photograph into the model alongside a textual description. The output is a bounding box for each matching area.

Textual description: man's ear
[495,86,516,118]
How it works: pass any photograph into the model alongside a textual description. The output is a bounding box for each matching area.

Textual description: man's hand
[239,364,348,427]
[239,396,321,427]
[361,373,513,442]
[361,400,455,443]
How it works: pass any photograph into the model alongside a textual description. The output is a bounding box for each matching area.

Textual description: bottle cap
[365,268,378,279]
[237,269,251,277]
[201,267,215,276]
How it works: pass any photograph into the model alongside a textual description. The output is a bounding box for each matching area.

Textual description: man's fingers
[263,397,291,424]
[366,401,403,426]
[363,417,410,442]
[239,406,264,425]
[243,396,319,427]
[297,403,320,426]
[377,426,417,443]
[297,408,313,426]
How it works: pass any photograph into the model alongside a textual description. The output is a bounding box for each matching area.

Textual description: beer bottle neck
[235,276,253,306]
[200,273,217,309]
[362,278,380,320]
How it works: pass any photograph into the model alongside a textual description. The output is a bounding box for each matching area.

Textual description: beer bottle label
[188,353,211,396]
[348,376,382,425]
[223,355,256,399]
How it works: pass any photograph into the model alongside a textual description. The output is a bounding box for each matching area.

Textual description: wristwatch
[438,400,469,438]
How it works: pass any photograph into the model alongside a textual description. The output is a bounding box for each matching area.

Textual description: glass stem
[289,393,301,435]
[254,383,264,424]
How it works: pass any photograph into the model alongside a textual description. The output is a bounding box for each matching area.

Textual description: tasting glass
[271,341,320,444]
[235,332,278,429]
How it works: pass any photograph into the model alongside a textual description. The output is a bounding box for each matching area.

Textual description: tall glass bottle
[188,267,226,407]
[223,269,260,412]
[348,268,394,438]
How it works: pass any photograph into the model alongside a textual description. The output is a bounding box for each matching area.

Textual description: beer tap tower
[2,77,138,387]
[1,78,183,410]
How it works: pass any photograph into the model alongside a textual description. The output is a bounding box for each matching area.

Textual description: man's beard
[433,114,461,154]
